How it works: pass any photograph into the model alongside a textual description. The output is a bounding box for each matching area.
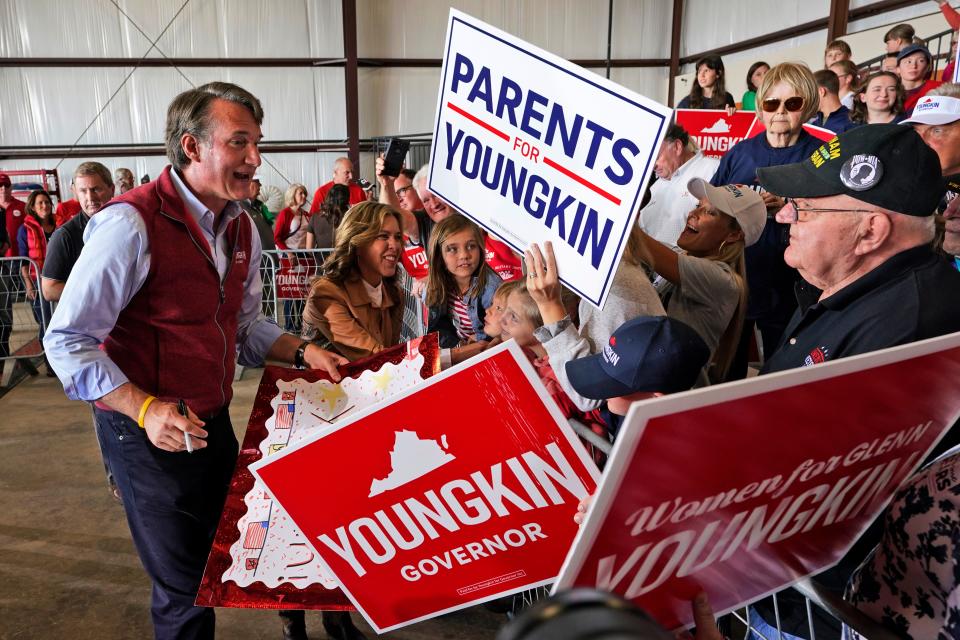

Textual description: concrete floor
[0,364,507,640]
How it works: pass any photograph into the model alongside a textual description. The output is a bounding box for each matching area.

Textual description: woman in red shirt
[273,183,312,332]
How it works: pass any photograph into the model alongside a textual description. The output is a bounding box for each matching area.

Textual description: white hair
[413,164,431,196]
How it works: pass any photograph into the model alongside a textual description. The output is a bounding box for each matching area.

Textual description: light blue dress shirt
[44,168,284,402]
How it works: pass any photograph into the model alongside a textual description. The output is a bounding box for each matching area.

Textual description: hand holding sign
[524,241,566,325]
[430,10,671,308]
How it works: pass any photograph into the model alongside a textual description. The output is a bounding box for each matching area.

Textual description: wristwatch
[294,341,310,369]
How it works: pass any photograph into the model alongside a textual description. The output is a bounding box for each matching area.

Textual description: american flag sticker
[275,403,295,429]
[243,521,269,549]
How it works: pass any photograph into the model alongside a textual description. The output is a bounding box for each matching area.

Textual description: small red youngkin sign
[252,341,600,632]
[675,109,758,158]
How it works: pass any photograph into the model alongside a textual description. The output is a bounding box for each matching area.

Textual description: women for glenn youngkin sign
[555,331,960,630]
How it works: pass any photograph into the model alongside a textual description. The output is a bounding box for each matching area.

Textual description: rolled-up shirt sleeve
[235,214,284,367]
[43,205,150,401]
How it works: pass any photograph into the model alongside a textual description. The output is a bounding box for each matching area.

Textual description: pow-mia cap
[756,124,943,217]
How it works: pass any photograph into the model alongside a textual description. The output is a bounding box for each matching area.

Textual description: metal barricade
[396,264,427,341]
[0,256,48,373]
[262,249,330,334]
[260,248,428,342]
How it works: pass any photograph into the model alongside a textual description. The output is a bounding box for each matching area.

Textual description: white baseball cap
[687,178,767,247]
[901,95,960,126]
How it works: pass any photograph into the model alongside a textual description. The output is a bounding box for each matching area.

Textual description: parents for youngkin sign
[430,10,672,309]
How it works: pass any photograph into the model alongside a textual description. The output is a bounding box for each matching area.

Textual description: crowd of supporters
[5,7,960,640]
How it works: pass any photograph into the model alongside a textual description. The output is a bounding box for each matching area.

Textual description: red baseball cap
[0,174,11,187]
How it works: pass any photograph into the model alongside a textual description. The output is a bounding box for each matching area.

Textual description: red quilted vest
[102,166,253,417]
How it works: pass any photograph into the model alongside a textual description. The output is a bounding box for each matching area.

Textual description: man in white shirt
[639,125,720,246]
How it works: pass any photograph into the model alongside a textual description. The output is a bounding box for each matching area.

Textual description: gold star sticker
[318,383,347,407]
[372,370,392,392]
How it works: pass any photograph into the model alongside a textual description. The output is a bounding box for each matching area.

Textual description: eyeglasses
[761,96,805,113]
[778,198,875,223]
[396,185,414,198]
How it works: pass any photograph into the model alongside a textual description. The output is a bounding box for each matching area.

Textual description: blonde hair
[284,183,307,208]
[509,285,544,328]
[755,62,820,124]
[494,279,524,303]
[320,201,403,286]
[424,214,496,307]
[706,214,749,383]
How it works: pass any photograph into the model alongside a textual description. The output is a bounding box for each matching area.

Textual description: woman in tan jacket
[301,201,405,360]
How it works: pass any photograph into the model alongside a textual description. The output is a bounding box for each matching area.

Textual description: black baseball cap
[897,43,932,64]
[756,124,943,217]
[565,316,709,400]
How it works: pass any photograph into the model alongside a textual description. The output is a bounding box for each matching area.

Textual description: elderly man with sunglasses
[754,123,960,374]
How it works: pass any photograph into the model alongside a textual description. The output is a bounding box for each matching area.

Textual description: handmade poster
[675,109,757,158]
[429,10,672,309]
[252,341,601,632]
[196,334,441,609]
[555,332,960,630]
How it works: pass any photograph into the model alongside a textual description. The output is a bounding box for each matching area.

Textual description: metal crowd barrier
[0,256,49,384]
[259,248,427,341]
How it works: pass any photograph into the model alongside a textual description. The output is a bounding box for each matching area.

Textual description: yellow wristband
[137,395,157,429]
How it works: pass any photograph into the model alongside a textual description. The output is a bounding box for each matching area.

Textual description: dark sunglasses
[761,96,805,113]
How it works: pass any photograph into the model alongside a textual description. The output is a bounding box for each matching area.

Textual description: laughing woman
[301,201,405,361]
[638,178,766,383]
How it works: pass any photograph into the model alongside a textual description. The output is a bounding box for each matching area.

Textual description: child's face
[483,293,507,337]
[500,291,538,347]
[441,229,482,285]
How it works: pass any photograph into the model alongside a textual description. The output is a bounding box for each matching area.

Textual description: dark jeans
[28,292,52,342]
[0,262,15,358]
[283,299,305,334]
[94,406,238,640]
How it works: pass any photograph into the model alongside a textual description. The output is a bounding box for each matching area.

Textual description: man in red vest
[44,82,347,640]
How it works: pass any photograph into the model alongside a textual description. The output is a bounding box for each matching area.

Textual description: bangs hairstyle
[849,71,905,123]
[25,189,53,219]
[321,201,403,285]
[493,279,525,303]
[755,62,820,124]
[284,183,307,208]
[509,285,544,329]
[825,39,852,56]
[165,82,263,170]
[424,214,495,308]
[688,55,728,109]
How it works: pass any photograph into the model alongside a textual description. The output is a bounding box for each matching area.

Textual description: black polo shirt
[42,211,89,282]
[761,245,960,374]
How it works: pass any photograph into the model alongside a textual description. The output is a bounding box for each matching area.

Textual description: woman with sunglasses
[709,62,823,381]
